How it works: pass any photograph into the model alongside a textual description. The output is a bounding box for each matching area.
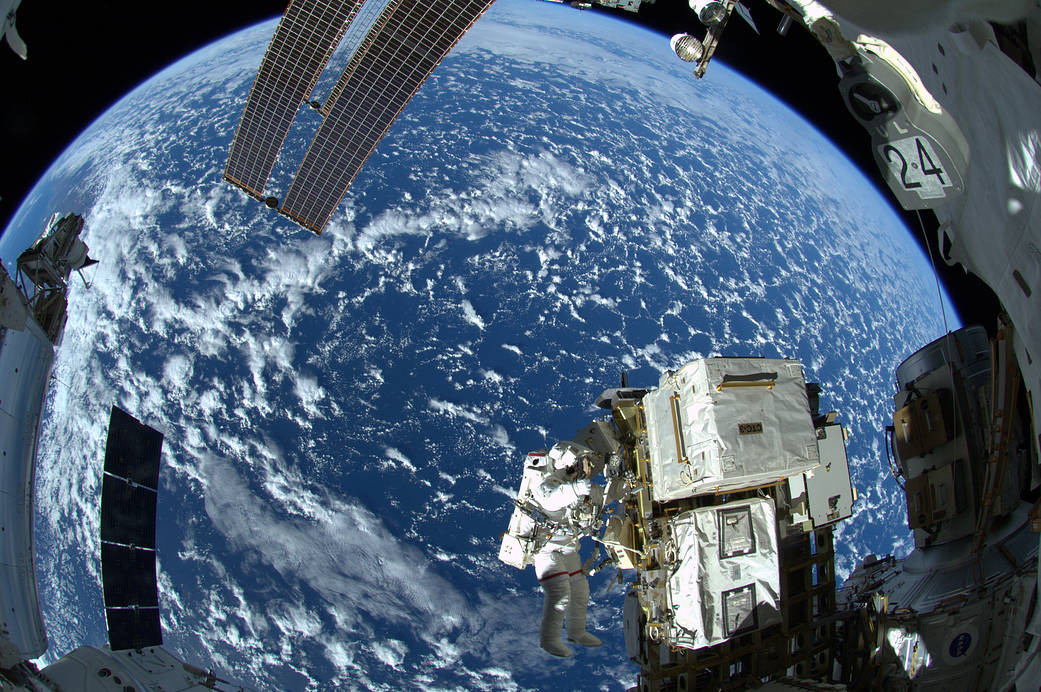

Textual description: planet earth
[1,0,956,688]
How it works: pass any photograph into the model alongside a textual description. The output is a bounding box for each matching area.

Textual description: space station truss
[225,0,496,234]
[591,356,857,689]
[224,0,366,200]
[99,406,164,651]
[624,527,839,690]
[14,213,91,343]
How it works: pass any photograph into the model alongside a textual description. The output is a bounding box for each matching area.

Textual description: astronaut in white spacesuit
[529,442,604,658]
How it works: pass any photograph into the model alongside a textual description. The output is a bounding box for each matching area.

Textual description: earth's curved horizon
[2,0,956,688]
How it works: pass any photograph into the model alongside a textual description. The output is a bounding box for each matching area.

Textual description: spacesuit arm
[532,477,592,512]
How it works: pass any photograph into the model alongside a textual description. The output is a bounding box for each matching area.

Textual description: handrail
[716,372,778,391]
[972,323,1020,561]
[668,393,689,464]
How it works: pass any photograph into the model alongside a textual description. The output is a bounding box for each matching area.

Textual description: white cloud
[199,452,470,631]
[370,639,407,668]
[427,398,489,425]
[461,300,486,330]
[293,374,326,419]
[351,149,592,254]
[490,424,515,455]
[383,447,417,472]
[163,353,194,392]
[479,369,503,384]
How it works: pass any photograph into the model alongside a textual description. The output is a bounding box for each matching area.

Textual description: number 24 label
[880,136,950,199]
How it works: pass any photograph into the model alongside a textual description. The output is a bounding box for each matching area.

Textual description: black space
[0,0,999,331]
[0,1,284,230]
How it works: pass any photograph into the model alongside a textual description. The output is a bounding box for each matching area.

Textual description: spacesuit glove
[572,478,592,497]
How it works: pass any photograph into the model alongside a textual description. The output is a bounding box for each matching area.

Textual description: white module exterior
[0,320,54,661]
[42,645,218,691]
[663,497,781,650]
[644,358,819,500]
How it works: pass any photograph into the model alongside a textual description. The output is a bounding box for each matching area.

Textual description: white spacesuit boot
[539,574,573,657]
[565,571,601,647]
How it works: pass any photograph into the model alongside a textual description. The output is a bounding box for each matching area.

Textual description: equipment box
[661,497,781,650]
[643,357,819,500]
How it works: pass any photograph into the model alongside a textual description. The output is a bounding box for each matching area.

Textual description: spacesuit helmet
[549,442,582,468]
[548,443,595,479]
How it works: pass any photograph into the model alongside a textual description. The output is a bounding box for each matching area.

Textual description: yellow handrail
[669,393,689,464]
[717,380,775,391]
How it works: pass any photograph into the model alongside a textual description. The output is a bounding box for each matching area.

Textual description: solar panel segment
[224,0,366,199]
[327,0,396,87]
[100,474,158,548]
[318,0,398,117]
[279,0,497,233]
[104,405,163,490]
[105,607,163,651]
[101,543,159,608]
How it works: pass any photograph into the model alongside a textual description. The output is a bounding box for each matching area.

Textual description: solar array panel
[280,0,496,233]
[101,543,159,608]
[100,406,165,651]
[224,0,365,199]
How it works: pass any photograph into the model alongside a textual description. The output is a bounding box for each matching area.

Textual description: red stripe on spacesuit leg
[538,571,570,582]
[568,570,583,576]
